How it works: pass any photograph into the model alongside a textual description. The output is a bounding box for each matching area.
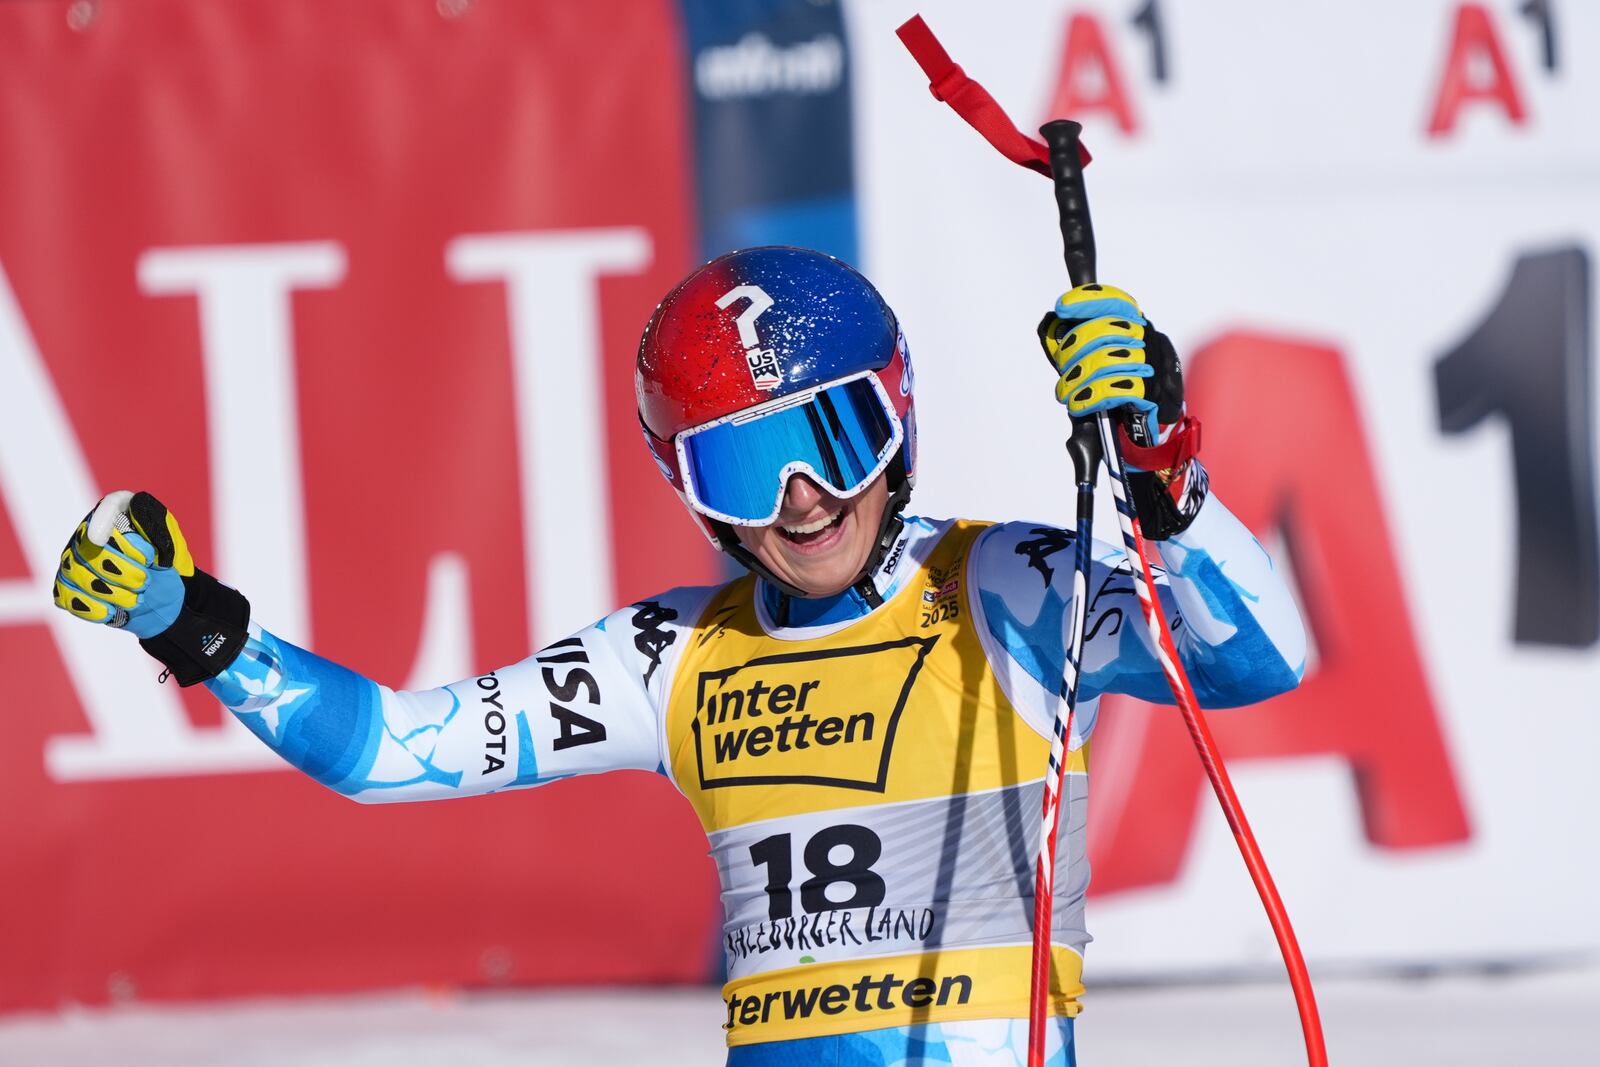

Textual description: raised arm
[205,616,676,803]
[974,499,1304,720]
[974,281,1306,721]
[1098,493,1306,706]
[52,490,711,802]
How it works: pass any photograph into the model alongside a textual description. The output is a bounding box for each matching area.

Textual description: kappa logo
[1015,527,1075,586]
[691,636,938,791]
[630,599,678,686]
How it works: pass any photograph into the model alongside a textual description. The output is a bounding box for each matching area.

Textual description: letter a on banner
[1089,333,1471,894]
[1042,13,1139,135]
[1426,3,1528,137]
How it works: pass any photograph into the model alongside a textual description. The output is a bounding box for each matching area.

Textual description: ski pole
[1024,118,1104,1067]
[1034,120,1328,1067]
[894,17,1327,1065]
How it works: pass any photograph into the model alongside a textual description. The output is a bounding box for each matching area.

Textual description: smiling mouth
[778,508,844,546]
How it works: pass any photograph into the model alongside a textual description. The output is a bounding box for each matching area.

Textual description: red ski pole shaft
[1093,414,1329,1067]
[1039,117,1329,1067]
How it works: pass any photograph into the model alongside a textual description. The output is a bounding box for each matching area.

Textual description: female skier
[52,246,1304,1065]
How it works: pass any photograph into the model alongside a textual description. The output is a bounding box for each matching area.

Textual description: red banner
[0,0,722,1010]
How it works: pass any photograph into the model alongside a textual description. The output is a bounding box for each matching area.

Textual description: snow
[2,964,1597,1066]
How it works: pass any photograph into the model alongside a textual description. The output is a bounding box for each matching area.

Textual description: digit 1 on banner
[1434,247,1598,648]
[1088,334,1471,895]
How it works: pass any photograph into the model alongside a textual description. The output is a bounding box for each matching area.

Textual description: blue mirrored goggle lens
[681,378,898,524]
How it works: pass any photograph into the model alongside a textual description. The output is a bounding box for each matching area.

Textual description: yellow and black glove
[53,491,250,685]
[1039,284,1207,538]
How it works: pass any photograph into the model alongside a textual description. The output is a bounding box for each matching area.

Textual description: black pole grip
[1040,119,1103,478]
[1065,416,1102,483]
[1040,120,1095,288]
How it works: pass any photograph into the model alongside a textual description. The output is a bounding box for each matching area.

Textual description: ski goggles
[675,371,904,526]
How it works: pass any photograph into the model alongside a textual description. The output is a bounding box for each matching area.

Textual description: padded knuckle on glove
[67,542,148,599]
[1042,315,1147,373]
[53,574,111,622]
[1055,369,1151,410]
[1053,283,1144,324]
[1041,316,1152,416]
[101,529,154,571]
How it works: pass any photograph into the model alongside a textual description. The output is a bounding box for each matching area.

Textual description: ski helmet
[636,246,917,597]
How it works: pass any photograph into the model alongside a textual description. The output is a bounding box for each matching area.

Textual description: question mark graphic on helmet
[716,285,783,390]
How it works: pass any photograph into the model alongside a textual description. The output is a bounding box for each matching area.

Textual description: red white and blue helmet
[637,247,917,580]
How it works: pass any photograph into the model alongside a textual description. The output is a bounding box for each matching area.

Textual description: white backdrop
[847,0,1600,977]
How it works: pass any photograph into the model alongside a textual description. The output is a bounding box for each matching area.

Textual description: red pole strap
[894,15,1088,179]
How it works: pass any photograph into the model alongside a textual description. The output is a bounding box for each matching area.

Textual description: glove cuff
[1126,459,1210,540]
[138,569,250,686]
[1119,414,1201,471]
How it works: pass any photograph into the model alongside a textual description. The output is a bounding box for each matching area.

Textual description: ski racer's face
[733,473,890,598]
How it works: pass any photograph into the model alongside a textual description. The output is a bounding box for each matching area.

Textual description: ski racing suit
[205,496,1306,1065]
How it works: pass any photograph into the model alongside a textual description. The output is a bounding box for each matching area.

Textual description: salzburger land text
[726,905,938,962]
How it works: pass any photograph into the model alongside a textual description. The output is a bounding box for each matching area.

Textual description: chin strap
[851,578,885,610]
[851,506,904,611]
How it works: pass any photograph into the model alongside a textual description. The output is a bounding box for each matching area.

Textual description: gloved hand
[53,491,250,685]
[1038,283,1181,441]
[1038,284,1207,538]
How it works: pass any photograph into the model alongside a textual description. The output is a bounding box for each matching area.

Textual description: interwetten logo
[725,968,973,1030]
[691,637,937,791]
